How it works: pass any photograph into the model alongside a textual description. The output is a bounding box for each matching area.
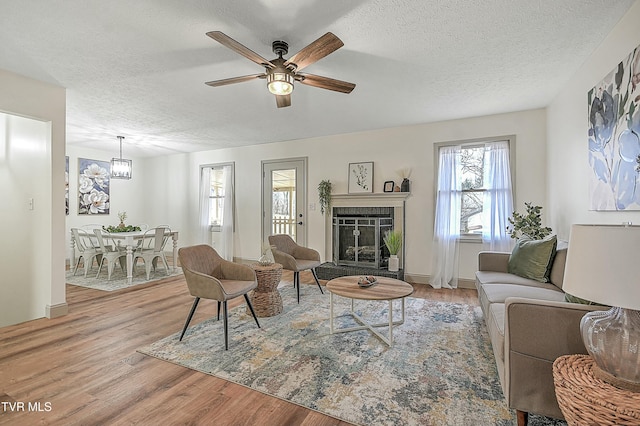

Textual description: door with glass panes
[261,158,307,246]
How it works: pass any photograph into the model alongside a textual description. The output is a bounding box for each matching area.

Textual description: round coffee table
[246,263,283,317]
[326,275,414,346]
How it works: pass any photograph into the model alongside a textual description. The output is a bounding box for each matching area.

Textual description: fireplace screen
[333,216,393,268]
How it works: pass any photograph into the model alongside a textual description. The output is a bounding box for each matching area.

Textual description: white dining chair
[71,228,103,277]
[134,226,171,280]
[81,223,103,247]
[93,229,127,280]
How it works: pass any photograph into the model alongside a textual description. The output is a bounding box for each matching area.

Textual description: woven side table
[553,354,640,426]
[247,263,283,317]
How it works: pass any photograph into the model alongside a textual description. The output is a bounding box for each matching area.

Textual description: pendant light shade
[111,136,132,179]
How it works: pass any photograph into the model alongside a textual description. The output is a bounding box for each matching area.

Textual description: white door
[262,158,307,246]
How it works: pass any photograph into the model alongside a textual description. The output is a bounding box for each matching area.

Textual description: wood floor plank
[0,271,477,425]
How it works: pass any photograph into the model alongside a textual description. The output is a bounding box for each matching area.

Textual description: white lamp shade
[563,224,640,310]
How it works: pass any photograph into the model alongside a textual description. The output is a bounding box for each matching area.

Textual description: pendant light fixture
[111,135,132,179]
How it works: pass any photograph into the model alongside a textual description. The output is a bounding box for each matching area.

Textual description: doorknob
[298,221,303,225]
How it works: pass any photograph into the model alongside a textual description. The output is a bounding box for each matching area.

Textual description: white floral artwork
[78,158,110,215]
[348,162,374,193]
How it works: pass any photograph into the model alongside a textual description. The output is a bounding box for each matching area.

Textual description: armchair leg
[179,297,200,341]
[311,268,323,294]
[223,301,229,350]
[294,272,300,303]
[516,410,528,426]
[217,301,221,321]
[244,294,261,329]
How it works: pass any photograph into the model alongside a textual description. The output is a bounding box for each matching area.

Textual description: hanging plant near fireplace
[318,179,332,215]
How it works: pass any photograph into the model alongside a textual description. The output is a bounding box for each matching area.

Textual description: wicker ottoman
[247,263,283,317]
[553,354,640,426]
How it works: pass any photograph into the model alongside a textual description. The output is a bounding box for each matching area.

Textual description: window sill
[458,235,483,244]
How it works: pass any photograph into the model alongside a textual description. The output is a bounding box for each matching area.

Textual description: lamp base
[593,363,640,393]
[581,307,640,391]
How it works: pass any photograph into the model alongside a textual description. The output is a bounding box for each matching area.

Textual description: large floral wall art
[78,158,110,215]
[588,42,640,210]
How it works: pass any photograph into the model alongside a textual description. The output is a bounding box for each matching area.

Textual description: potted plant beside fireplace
[383,230,402,272]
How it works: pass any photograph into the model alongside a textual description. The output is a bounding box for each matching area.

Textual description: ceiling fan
[205,31,356,108]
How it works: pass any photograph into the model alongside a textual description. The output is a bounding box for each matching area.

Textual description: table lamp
[563,224,640,391]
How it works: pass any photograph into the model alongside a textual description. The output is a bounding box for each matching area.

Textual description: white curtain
[430,145,461,289]
[220,164,234,261]
[198,167,211,245]
[482,141,513,252]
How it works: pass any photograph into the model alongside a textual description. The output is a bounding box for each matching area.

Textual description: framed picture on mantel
[348,162,373,193]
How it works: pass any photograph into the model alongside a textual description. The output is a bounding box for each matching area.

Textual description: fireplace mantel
[331,192,410,208]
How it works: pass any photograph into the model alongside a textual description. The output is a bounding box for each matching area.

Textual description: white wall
[142,108,547,282]
[0,69,66,327]
[547,2,640,238]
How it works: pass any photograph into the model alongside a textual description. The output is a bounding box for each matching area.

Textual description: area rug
[138,286,565,426]
[66,264,182,291]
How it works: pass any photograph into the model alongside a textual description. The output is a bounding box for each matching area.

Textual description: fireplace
[332,206,393,269]
[316,193,409,281]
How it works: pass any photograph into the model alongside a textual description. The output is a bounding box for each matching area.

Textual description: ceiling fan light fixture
[111,136,132,179]
[267,72,294,95]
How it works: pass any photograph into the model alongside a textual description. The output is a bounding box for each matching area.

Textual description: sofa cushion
[476,271,554,288]
[548,245,567,289]
[508,235,557,282]
[478,283,565,315]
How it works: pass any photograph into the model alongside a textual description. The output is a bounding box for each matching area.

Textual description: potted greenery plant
[383,230,402,272]
[318,180,332,215]
[506,202,552,240]
[102,211,142,233]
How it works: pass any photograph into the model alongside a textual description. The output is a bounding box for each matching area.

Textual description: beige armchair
[178,244,260,350]
[268,234,323,303]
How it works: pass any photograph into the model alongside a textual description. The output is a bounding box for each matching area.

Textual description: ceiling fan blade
[205,74,265,87]
[284,32,344,71]
[298,73,355,93]
[207,31,275,69]
[276,94,291,108]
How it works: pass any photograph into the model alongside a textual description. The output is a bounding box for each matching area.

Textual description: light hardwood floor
[0,271,478,425]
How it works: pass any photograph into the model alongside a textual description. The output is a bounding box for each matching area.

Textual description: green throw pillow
[508,235,557,282]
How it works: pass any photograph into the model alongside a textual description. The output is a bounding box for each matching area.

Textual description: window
[435,137,515,241]
[431,137,514,288]
[208,167,225,227]
[460,145,486,235]
[199,163,235,259]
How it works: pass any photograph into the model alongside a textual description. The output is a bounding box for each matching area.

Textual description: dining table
[70,229,179,284]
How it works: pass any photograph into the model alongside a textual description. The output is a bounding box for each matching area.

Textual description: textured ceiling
[0,0,634,157]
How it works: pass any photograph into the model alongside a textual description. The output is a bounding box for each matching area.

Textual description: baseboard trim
[403,273,476,290]
[233,260,477,290]
[46,303,69,319]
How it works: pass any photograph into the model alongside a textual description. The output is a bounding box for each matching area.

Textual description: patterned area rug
[138,285,565,426]
[66,264,182,291]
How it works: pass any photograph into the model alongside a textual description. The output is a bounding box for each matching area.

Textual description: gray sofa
[475,242,604,426]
